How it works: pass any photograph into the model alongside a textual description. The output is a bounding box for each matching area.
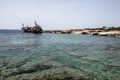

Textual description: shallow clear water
[0,30,120,80]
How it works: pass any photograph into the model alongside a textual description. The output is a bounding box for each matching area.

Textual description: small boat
[22,21,43,33]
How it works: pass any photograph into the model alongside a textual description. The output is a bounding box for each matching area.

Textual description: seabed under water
[0,31,120,80]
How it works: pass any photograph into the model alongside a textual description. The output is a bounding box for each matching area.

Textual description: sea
[0,30,120,80]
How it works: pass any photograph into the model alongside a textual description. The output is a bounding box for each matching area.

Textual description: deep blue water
[0,30,120,80]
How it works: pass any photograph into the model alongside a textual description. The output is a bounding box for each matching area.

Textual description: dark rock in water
[104,44,120,51]
[22,21,43,33]
[6,57,31,69]
[91,32,99,35]
[69,53,87,58]
[109,47,120,50]
[81,32,89,34]
[5,67,93,80]
[17,64,52,74]
[1,64,52,77]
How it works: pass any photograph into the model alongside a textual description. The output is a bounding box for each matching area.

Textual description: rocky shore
[21,23,120,37]
[43,27,120,37]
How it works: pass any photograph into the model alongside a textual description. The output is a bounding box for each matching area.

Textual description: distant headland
[43,26,120,37]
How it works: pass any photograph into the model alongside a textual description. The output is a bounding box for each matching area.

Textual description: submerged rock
[104,44,120,51]
[6,57,31,68]
[110,47,118,50]
[1,64,52,78]
[6,67,93,80]
[69,53,87,58]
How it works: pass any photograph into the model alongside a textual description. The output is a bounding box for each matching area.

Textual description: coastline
[43,27,120,37]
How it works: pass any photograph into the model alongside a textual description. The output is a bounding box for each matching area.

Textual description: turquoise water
[0,30,120,80]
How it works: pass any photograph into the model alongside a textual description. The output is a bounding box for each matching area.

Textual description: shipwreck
[22,21,43,33]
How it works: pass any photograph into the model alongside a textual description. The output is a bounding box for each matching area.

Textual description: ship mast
[22,23,24,28]
[34,21,38,27]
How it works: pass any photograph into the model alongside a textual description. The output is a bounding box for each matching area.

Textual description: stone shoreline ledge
[43,28,120,37]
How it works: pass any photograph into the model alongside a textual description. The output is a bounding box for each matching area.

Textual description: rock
[69,53,87,58]
[81,32,89,34]
[6,67,93,80]
[110,48,118,50]
[1,64,52,77]
[104,44,120,51]
[7,57,30,68]
[98,31,120,37]
[91,32,99,35]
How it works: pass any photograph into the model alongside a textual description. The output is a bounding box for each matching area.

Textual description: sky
[0,0,120,30]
